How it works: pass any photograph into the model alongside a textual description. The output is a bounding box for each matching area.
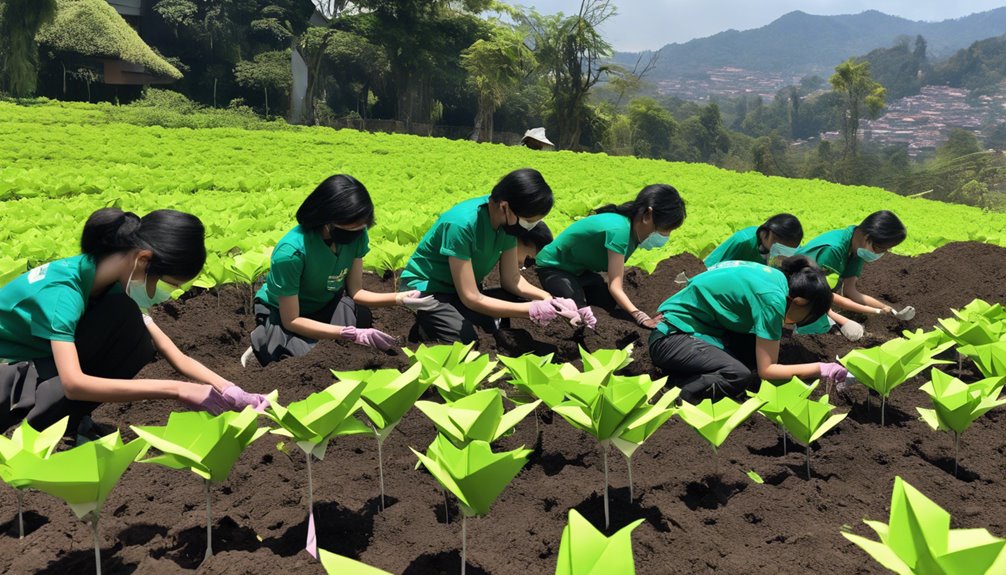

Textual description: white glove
[891,306,915,321]
[395,290,439,312]
[840,320,864,341]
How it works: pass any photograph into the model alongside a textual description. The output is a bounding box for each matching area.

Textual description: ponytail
[758,213,803,245]
[81,208,143,262]
[857,210,906,250]
[778,255,832,325]
[594,184,686,231]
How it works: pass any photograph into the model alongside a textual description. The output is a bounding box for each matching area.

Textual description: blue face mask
[639,231,669,250]
[768,243,798,260]
[857,247,883,263]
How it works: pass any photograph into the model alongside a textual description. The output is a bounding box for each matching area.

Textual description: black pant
[409,288,521,345]
[536,267,616,310]
[0,293,154,434]
[249,292,372,367]
[648,329,758,404]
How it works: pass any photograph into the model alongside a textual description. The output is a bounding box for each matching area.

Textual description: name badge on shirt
[27,263,49,284]
[326,269,349,291]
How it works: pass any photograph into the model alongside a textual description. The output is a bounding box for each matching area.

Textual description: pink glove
[819,362,848,383]
[529,299,582,327]
[577,306,597,330]
[221,384,270,413]
[341,326,398,351]
[180,385,230,415]
[395,290,439,312]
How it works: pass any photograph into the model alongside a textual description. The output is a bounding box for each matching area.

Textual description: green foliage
[778,394,847,476]
[0,0,57,96]
[497,353,571,408]
[264,382,370,459]
[957,341,1006,378]
[749,377,818,427]
[404,342,498,401]
[0,416,67,462]
[555,509,643,575]
[676,396,766,450]
[461,23,535,142]
[233,49,292,115]
[829,58,886,158]
[334,364,425,438]
[415,388,540,447]
[842,476,1006,575]
[917,369,1006,436]
[37,0,181,79]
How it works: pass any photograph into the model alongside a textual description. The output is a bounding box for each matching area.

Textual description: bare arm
[450,256,533,318]
[278,295,345,340]
[499,248,550,301]
[840,277,891,312]
[606,251,638,313]
[345,258,398,307]
[754,337,822,381]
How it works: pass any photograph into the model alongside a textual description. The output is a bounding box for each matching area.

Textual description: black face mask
[323,225,365,247]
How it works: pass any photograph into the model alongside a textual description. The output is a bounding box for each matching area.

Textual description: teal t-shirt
[655,261,789,348]
[0,255,97,361]
[536,212,636,275]
[256,225,370,315]
[797,226,864,281]
[400,196,518,294]
[704,226,765,267]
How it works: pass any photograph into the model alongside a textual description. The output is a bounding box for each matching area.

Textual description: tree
[461,24,534,142]
[829,59,886,158]
[627,97,676,159]
[234,49,291,115]
[0,0,57,96]
[525,0,616,150]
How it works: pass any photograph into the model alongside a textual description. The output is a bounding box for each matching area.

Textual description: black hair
[758,213,803,245]
[777,255,832,326]
[296,174,375,232]
[81,208,207,280]
[594,184,686,231]
[516,221,553,252]
[857,210,906,250]
[489,168,554,218]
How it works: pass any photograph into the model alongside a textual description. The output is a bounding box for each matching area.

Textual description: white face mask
[768,243,798,260]
[518,217,539,231]
[639,231,669,250]
[127,258,172,309]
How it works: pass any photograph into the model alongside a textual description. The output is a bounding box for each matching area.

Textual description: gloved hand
[840,320,864,341]
[221,383,270,412]
[630,310,659,329]
[529,299,582,327]
[179,384,231,415]
[819,362,849,383]
[891,306,915,321]
[577,306,597,330]
[395,290,439,312]
[341,326,398,351]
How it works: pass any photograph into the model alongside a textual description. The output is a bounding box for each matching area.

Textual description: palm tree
[830,59,886,158]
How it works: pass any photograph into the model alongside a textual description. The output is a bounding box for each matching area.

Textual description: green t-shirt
[655,261,789,348]
[797,226,864,280]
[400,196,518,294]
[0,255,98,361]
[703,226,765,267]
[536,212,636,275]
[256,225,370,315]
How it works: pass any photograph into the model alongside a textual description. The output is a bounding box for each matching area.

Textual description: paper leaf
[555,509,643,575]
[677,396,765,448]
[319,549,393,575]
[344,364,426,432]
[0,416,68,462]
[264,379,368,449]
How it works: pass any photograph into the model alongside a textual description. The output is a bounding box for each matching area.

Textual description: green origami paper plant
[578,344,634,374]
[498,353,575,409]
[917,369,1006,477]
[427,354,500,402]
[937,315,1006,348]
[412,435,531,575]
[749,378,818,455]
[332,364,425,511]
[552,371,674,528]
[415,388,541,447]
[319,549,393,575]
[842,476,1006,575]
[264,381,370,533]
[957,341,1006,379]
[608,378,676,502]
[1,431,146,575]
[404,341,478,386]
[676,396,766,474]
[777,394,847,479]
[950,298,1006,324]
[131,408,269,561]
[0,416,67,539]
[555,509,643,575]
[841,336,954,425]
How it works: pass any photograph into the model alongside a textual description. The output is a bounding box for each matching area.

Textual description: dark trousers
[249,292,372,367]
[0,293,154,434]
[409,288,520,345]
[648,329,758,404]
[536,267,616,310]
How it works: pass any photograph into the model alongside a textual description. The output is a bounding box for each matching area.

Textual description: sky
[521,1,1006,51]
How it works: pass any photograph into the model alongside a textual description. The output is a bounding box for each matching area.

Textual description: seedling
[609,382,678,501]
[842,476,1006,574]
[776,395,847,478]
[264,382,370,556]
[937,315,1006,347]
[917,369,1006,477]
[404,341,478,385]
[676,396,766,475]
[0,416,67,538]
[552,371,672,527]
[0,431,146,575]
[748,378,817,454]
[319,549,393,575]
[578,344,634,373]
[957,341,1006,379]
[430,354,500,402]
[415,388,541,447]
[841,336,953,425]
[950,298,1006,324]
[131,408,269,561]
[412,435,531,575]
[226,248,271,313]
[498,353,574,409]
[555,509,643,575]
[332,364,425,511]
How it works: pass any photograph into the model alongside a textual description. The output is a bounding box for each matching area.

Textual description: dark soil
[1,242,1004,574]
